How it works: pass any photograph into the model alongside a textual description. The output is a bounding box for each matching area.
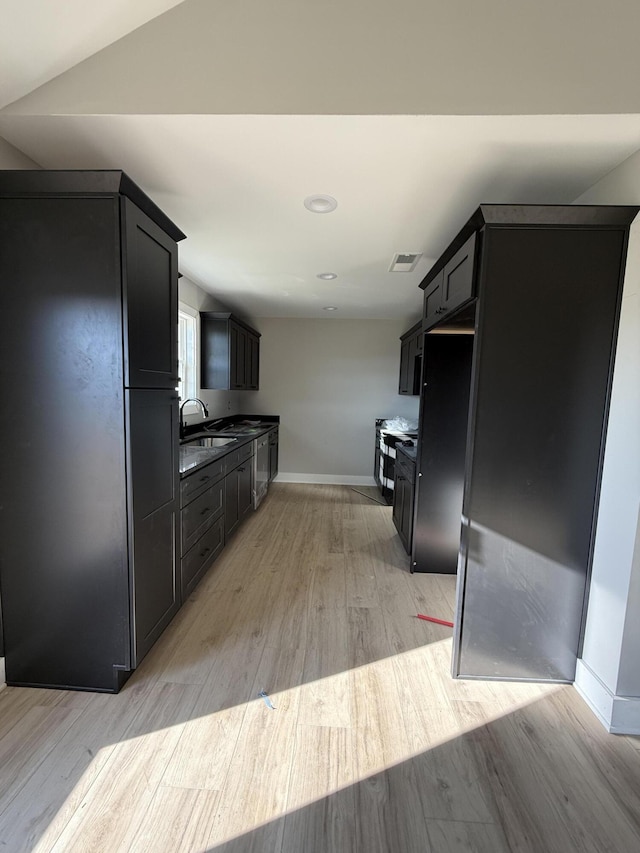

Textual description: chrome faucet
[179,397,209,439]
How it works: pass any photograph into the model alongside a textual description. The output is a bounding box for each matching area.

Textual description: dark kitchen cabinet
[0,170,185,692]
[412,203,638,685]
[230,322,246,388]
[423,270,444,328]
[180,456,226,600]
[238,462,253,518]
[127,389,180,663]
[181,516,225,598]
[123,199,178,389]
[224,443,254,539]
[247,333,260,390]
[392,448,415,554]
[413,334,474,576]
[201,312,261,390]
[268,428,279,482]
[398,321,423,395]
[423,232,476,331]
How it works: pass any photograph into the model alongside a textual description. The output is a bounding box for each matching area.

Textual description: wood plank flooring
[0,482,639,852]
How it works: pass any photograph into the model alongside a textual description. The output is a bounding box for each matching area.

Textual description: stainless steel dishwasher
[253,434,269,508]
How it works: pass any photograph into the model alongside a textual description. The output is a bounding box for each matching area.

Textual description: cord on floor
[350,488,388,506]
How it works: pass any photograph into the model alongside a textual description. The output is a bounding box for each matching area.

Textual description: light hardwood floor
[0,483,639,852]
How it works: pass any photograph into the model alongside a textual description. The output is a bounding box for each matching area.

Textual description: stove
[374,419,418,504]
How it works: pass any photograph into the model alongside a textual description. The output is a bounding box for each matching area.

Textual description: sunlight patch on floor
[195,640,561,848]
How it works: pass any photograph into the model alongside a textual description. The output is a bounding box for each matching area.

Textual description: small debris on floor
[258,690,276,709]
[416,613,454,628]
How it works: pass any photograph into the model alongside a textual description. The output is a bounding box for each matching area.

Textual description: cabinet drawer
[181,515,225,599]
[226,441,254,472]
[180,457,225,507]
[395,451,416,484]
[181,480,224,555]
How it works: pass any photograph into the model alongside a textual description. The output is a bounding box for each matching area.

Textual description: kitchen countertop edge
[179,424,277,478]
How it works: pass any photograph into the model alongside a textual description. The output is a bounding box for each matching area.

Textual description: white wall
[572,147,640,733]
[247,317,420,484]
[7,0,640,116]
[178,275,252,427]
[0,135,40,168]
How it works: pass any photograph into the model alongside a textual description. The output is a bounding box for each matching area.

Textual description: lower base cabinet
[393,449,416,555]
[225,443,254,539]
[268,427,279,481]
[179,440,255,600]
[179,458,226,601]
[181,515,225,598]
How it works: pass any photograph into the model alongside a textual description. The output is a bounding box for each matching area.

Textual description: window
[178,306,197,404]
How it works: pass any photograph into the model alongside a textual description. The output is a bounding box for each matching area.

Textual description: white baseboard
[574,659,640,734]
[275,473,378,487]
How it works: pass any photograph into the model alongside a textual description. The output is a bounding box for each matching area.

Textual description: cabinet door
[393,463,414,554]
[423,269,444,330]
[122,198,178,389]
[238,461,253,520]
[441,232,476,315]
[269,435,279,482]
[127,389,180,665]
[413,334,474,574]
[399,340,411,394]
[247,334,260,390]
[401,476,414,552]
[408,336,420,395]
[225,468,240,538]
[392,472,405,539]
[230,322,247,389]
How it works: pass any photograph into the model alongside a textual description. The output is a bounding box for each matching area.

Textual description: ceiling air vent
[389,252,422,273]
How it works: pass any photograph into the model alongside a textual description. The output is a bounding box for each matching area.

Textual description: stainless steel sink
[181,435,238,448]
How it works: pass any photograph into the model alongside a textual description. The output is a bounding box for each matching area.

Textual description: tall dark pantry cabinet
[411,204,638,685]
[0,171,185,692]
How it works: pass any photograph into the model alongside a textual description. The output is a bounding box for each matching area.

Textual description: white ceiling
[2,1,640,321]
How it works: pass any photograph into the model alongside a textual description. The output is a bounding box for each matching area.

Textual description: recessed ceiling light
[304,194,338,214]
[323,306,338,311]
[317,272,337,280]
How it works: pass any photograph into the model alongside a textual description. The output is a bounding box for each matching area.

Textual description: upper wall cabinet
[123,198,179,388]
[423,231,477,331]
[398,320,423,395]
[200,312,261,390]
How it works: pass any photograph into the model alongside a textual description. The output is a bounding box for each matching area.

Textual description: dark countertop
[397,443,417,464]
[179,421,277,477]
[179,440,241,476]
